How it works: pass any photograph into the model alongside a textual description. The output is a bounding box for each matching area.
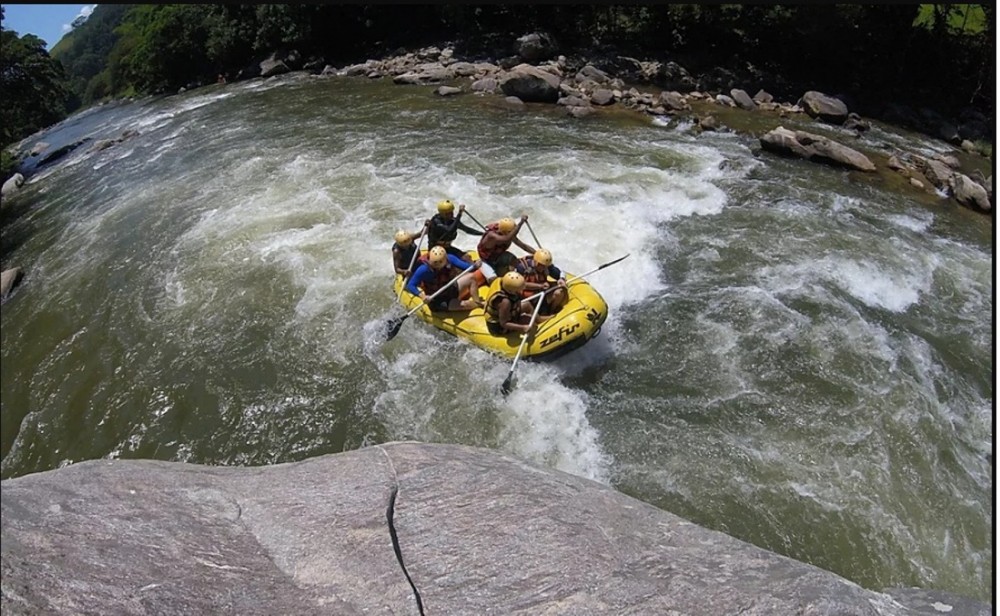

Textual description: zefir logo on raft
[539,323,581,348]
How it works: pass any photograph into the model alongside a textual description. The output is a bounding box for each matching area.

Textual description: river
[0,73,992,601]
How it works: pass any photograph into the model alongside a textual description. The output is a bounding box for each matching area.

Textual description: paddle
[384,263,477,341]
[396,226,427,302]
[461,208,487,231]
[500,284,547,397]
[520,253,631,305]
[525,219,543,248]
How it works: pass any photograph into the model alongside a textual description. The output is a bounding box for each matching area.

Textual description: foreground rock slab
[1,442,991,615]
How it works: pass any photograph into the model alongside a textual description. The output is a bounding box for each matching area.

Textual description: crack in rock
[387,486,424,616]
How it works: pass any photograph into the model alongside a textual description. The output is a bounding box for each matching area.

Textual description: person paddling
[476,214,533,283]
[392,224,427,277]
[515,247,568,315]
[428,199,481,262]
[405,246,483,312]
[485,271,548,335]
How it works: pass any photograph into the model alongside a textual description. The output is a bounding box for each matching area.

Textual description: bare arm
[393,248,409,276]
[512,235,535,254]
[499,298,532,333]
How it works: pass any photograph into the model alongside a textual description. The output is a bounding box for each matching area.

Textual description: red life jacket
[477,223,512,262]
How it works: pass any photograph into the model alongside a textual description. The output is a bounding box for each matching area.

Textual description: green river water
[0,74,992,601]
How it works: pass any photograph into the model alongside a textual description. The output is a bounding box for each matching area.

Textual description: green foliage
[51,5,133,109]
[1,147,21,183]
[914,4,987,34]
[111,5,218,94]
[0,27,71,147]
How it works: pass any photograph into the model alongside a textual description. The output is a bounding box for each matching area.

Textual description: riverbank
[6,37,993,221]
[313,38,992,218]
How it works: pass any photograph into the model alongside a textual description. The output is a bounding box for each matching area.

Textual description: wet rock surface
[2,442,991,615]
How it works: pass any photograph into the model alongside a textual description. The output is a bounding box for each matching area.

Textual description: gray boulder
[515,32,557,62]
[590,88,615,106]
[951,173,992,212]
[499,64,561,103]
[2,442,991,616]
[448,61,479,77]
[760,126,876,172]
[800,90,850,124]
[566,106,594,118]
[1,267,24,300]
[260,58,290,78]
[653,60,697,91]
[913,155,955,190]
[575,64,610,84]
[470,77,498,93]
[699,115,720,131]
[660,90,689,111]
[715,93,737,107]
[2,172,25,197]
[730,88,756,110]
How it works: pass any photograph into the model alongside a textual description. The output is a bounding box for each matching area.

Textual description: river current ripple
[0,74,992,601]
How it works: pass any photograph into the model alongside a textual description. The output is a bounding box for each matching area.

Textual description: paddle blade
[500,372,515,397]
[384,314,407,341]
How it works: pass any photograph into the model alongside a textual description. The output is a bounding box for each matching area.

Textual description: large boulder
[515,32,557,62]
[653,61,697,91]
[659,90,689,112]
[1,172,25,197]
[760,126,876,172]
[575,64,611,84]
[799,91,850,124]
[499,64,561,103]
[260,58,291,78]
[1,443,990,615]
[912,155,955,190]
[951,173,992,212]
[730,88,756,110]
[0,267,24,300]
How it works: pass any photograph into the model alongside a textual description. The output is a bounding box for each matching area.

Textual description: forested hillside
[2,4,993,180]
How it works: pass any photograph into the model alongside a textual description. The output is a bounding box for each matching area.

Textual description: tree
[0,20,71,147]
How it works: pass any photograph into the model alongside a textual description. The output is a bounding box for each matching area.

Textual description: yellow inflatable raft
[392,251,610,361]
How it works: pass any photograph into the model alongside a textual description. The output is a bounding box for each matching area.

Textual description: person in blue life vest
[484,271,551,336]
[476,214,533,283]
[405,246,483,312]
[428,199,481,262]
[514,247,568,315]
[392,224,428,277]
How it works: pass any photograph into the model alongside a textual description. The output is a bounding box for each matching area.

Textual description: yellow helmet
[498,217,516,234]
[394,230,412,247]
[428,246,448,269]
[501,271,525,294]
[437,199,455,214]
[533,249,552,267]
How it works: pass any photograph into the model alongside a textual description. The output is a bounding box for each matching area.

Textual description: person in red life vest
[476,214,533,283]
[404,246,483,312]
[391,223,429,277]
[427,199,481,262]
[514,248,568,315]
[485,271,548,336]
